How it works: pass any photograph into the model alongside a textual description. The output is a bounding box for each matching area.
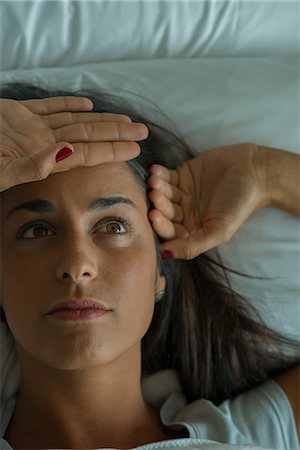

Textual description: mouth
[47,298,111,321]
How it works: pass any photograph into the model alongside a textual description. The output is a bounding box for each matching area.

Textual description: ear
[155,272,166,294]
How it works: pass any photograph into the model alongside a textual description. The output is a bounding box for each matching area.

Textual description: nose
[56,232,98,283]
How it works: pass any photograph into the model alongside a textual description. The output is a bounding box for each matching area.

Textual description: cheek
[1,250,42,296]
[0,248,48,332]
[108,244,157,302]
[106,244,157,328]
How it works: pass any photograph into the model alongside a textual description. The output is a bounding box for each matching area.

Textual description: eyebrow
[6,196,137,220]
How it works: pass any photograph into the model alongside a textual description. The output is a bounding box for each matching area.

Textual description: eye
[99,217,131,234]
[16,221,55,240]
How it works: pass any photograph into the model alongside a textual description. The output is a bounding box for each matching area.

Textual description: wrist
[250,144,271,209]
[257,145,300,216]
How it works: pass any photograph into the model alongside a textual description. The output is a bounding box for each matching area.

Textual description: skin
[148,143,300,258]
[0,162,189,449]
[0,97,147,192]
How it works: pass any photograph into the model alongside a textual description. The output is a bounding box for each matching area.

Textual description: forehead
[1,162,146,212]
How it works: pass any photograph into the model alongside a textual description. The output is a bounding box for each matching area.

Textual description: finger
[46,112,133,129]
[1,141,142,192]
[53,122,148,143]
[148,209,188,240]
[148,164,179,185]
[148,190,184,223]
[54,141,141,170]
[4,140,142,189]
[147,175,181,203]
[20,96,94,114]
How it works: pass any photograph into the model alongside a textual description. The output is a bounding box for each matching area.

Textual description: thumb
[160,237,206,260]
[33,142,75,177]
[1,143,74,191]
[160,224,236,260]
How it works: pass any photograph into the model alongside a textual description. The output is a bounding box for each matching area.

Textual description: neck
[5,344,170,448]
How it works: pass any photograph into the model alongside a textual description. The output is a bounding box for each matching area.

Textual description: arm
[148,143,300,259]
[262,146,300,217]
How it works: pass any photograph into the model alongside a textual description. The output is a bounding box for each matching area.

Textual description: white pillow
[1,1,299,71]
[1,57,299,401]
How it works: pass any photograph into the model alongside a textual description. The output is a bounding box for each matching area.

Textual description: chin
[43,345,116,370]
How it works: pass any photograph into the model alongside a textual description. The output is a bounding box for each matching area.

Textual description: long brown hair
[1,82,299,405]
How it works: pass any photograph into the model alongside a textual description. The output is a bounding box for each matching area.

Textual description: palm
[0,99,55,160]
[148,143,264,258]
[186,157,259,234]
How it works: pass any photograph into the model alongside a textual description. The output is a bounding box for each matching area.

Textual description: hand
[0,97,148,192]
[148,143,269,259]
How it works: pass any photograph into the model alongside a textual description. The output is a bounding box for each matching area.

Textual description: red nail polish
[161,250,174,259]
[55,147,73,163]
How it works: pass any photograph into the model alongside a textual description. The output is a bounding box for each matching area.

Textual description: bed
[0,0,299,408]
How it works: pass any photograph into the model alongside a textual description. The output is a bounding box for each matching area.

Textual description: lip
[49,308,109,321]
[47,298,111,315]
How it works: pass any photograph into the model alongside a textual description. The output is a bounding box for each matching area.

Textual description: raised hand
[0,97,148,192]
[148,143,298,259]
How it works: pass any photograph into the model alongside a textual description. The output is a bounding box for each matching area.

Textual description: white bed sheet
[1,1,299,71]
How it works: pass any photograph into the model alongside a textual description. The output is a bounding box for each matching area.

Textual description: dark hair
[1,82,299,405]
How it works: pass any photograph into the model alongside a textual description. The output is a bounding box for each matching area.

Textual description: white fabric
[1,369,298,449]
[0,1,299,71]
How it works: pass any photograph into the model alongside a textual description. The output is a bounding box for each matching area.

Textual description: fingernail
[161,250,174,259]
[138,124,149,139]
[55,147,73,163]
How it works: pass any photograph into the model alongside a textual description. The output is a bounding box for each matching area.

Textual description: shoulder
[273,364,299,442]
[142,369,299,449]
[0,398,16,443]
[0,439,12,450]
[173,378,299,450]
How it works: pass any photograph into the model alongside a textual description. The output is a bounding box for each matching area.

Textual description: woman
[0,83,299,449]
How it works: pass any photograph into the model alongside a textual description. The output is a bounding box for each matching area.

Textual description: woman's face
[0,162,165,370]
